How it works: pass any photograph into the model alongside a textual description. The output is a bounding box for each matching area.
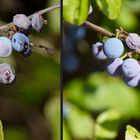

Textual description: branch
[84,20,129,39]
[0,3,60,32]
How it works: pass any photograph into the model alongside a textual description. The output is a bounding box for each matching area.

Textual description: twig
[84,21,115,37]
[0,3,60,31]
[84,21,129,39]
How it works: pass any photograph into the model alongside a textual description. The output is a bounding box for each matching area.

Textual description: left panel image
[0,1,60,140]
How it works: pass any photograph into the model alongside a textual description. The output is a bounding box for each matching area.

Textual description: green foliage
[95,0,122,20]
[95,110,121,139]
[65,73,140,119]
[44,97,60,140]
[64,103,94,139]
[4,127,28,140]
[63,0,90,25]
[125,125,140,140]
[0,121,4,140]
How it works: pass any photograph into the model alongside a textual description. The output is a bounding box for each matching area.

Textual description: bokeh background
[0,0,60,140]
[63,0,140,140]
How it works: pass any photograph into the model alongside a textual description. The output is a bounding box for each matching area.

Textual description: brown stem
[84,21,115,37]
[84,21,129,39]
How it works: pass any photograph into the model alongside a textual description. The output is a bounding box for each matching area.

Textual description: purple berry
[31,12,44,32]
[125,33,140,49]
[0,63,15,84]
[13,14,31,34]
[106,58,123,76]
[122,58,140,78]
[92,42,107,60]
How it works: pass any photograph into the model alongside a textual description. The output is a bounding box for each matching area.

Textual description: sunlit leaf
[95,0,122,20]
[65,102,94,139]
[95,110,121,139]
[125,125,140,140]
[63,0,90,25]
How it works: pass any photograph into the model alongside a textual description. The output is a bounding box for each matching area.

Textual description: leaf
[64,73,140,119]
[125,125,140,140]
[44,97,60,140]
[0,121,4,140]
[95,110,121,139]
[95,0,122,20]
[65,102,95,139]
[63,121,71,140]
[63,0,90,25]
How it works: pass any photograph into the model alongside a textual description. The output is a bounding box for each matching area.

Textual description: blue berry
[31,12,44,32]
[124,72,140,87]
[122,58,140,78]
[103,38,124,59]
[0,37,12,57]
[12,32,30,52]
[106,58,123,76]
[92,42,107,60]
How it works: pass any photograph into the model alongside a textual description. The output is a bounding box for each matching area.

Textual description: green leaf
[0,121,4,140]
[95,0,122,20]
[44,97,60,140]
[63,0,90,25]
[63,121,71,140]
[125,125,140,140]
[64,73,140,119]
[65,102,95,139]
[95,110,121,139]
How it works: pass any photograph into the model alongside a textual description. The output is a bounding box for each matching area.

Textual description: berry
[21,45,32,57]
[124,72,140,87]
[0,37,12,57]
[0,63,15,84]
[122,58,140,78]
[125,33,140,49]
[13,14,31,35]
[106,58,123,76]
[12,32,30,52]
[31,12,44,32]
[92,42,107,60]
[103,38,124,59]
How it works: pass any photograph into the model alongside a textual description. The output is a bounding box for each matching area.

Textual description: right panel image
[63,0,140,140]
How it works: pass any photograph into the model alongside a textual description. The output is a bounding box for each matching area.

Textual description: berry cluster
[0,12,45,84]
[92,33,140,87]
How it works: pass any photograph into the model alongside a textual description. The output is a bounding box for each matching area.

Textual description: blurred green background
[63,0,140,140]
[0,0,60,140]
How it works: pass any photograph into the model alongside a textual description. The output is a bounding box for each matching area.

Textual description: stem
[84,21,115,37]
[84,21,128,39]
[0,3,60,31]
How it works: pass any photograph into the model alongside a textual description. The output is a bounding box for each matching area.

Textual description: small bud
[125,33,140,49]
[0,63,15,84]
[12,32,30,52]
[31,12,44,32]
[0,37,13,57]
